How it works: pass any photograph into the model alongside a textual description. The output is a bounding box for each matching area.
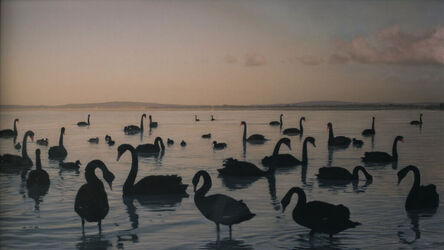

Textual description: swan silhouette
[0,130,34,169]
[77,114,90,127]
[241,121,267,144]
[317,166,372,182]
[281,186,360,236]
[410,114,423,125]
[202,133,211,139]
[167,138,174,145]
[195,115,200,122]
[88,137,99,143]
[180,140,187,147]
[213,141,227,150]
[211,115,215,121]
[149,115,158,128]
[362,136,403,163]
[74,160,115,233]
[36,138,48,146]
[361,117,375,136]
[352,138,363,148]
[118,144,188,195]
[283,117,305,136]
[26,149,50,189]
[262,137,315,167]
[59,160,81,170]
[397,165,439,211]
[218,158,273,176]
[124,114,146,135]
[269,114,283,126]
[135,137,165,155]
[193,170,255,233]
[49,127,67,160]
[0,118,19,138]
[327,122,351,148]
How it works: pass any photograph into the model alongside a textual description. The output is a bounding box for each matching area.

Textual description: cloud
[335,25,444,66]
[224,54,238,64]
[244,53,266,66]
[296,55,323,66]
[328,53,349,64]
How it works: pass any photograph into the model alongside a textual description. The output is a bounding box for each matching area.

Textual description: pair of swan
[0,118,19,138]
[362,117,375,136]
[361,136,403,163]
[327,122,351,148]
[124,114,146,135]
[283,117,305,136]
[241,121,268,143]
[262,137,315,167]
[77,114,90,127]
[49,127,67,160]
[0,130,34,169]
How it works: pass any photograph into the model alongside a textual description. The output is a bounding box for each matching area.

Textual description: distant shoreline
[1,101,443,111]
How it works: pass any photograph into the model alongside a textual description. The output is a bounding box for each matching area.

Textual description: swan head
[372,116,375,120]
[420,113,423,117]
[15,118,19,123]
[75,160,81,166]
[280,138,291,150]
[240,121,246,126]
[26,130,35,142]
[397,165,415,185]
[305,136,316,147]
[117,144,133,161]
[301,117,306,121]
[396,136,404,143]
[327,122,332,130]
[280,114,283,118]
[61,127,65,135]
[192,170,208,192]
[281,187,303,213]
[213,141,217,145]
[142,113,147,119]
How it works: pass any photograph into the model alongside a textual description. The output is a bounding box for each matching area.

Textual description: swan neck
[85,165,100,184]
[123,147,138,195]
[87,115,90,125]
[392,138,399,160]
[195,173,211,198]
[22,132,30,160]
[408,166,421,190]
[59,129,64,146]
[272,140,283,156]
[371,118,375,131]
[294,189,307,209]
[242,124,247,141]
[299,118,304,133]
[280,116,283,126]
[328,126,334,141]
[352,166,370,180]
[36,152,42,171]
[13,120,17,133]
[140,115,144,131]
[302,140,308,163]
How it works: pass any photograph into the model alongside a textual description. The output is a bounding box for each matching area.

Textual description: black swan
[74,160,115,232]
[241,121,267,144]
[135,137,165,155]
[0,118,19,138]
[0,130,34,168]
[14,143,21,150]
[149,115,158,128]
[327,122,351,148]
[88,137,99,143]
[193,170,255,232]
[281,186,360,236]
[262,137,316,167]
[180,140,187,147]
[362,117,375,136]
[77,114,90,127]
[105,135,115,146]
[269,114,283,126]
[195,115,200,122]
[397,165,439,211]
[317,166,372,181]
[167,138,174,145]
[283,117,305,136]
[49,127,67,160]
[124,114,146,135]
[202,133,211,138]
[218,158,273,176]
[213,141,227,150]
[60,160,81,169]
[36,138,48,146]
[352,138,363,148]
[26,149,50,189]
[362,136,404,163]
[410,114,423,125]
[211,115,215,121]
[117,144,188,195]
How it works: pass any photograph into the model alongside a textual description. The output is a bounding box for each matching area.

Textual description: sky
[1,0,443,106]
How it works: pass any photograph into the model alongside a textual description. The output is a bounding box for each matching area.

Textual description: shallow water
[0,110,443,249]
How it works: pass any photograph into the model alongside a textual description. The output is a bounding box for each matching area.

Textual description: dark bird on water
[262,137,315,167]
[213,141,227,150]
[105,135,115,146]
[77,114,90,127]
[49,127,67,160]
[218,158,273,176]
[327,122,351,148]
[202,133,211,139]
[180,140,187,147]
[281,186,360,236]
[88,137,99,143]
[0,130,34,169]
[26,149,50,189]
[124,114,146,135]
[317,166,372,182]
[241,121,267,144]
[193,170,255,234]
[361,136,403,163]
[0,118,19,138]
[117,144,188,195]
[397,165,439,211]
[410,113,423,126]
[60,160,81,170]
[269,114,283,126]
[136,137,165,155]
[361,117,375,136]
[149,115,158,128]
[283,117,305,136]
[74,160,115,233]
[352,138,363,148]
[14,143,21,150]
[167,138,174,145]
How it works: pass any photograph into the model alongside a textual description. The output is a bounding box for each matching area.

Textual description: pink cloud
[244,53,266,66]
[335,25,444,66]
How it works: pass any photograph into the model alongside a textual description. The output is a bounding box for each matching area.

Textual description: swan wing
[203,194,254,225]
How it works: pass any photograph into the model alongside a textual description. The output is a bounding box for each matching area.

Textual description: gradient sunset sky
[1,0,443,106]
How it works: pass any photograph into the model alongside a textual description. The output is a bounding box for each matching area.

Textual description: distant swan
[136,137,165,155]
[124,114,146,135]
[77,114,90,127]
[281,186,360,236]
[269,114,283,126]
[0,118,19,138]
[317,166,372,182]
[88,137,99,143]
[0,130,34,169]
[362,136,403,163]
[48,127,67,160]
[211,115,215,121]
[180,140,187,147]
[74,160,115,233]
[397,165,439,211]
[262,137,316,167]
[117,144,188,195]
[352,138,363,148]
[327,122,351,148]
[26,149,50,189]
[149,115,158,128]
[36,138,48,146]
[213,141,227,150]
[241,121,267,144]
[410,113,423,125]
[105,135,115,146]
[60,160,81,169]
[195,115,200,122]
[167,138,174,145]
[193,170,255,233]
[202,133,211,139]
[283,117,305,136]
[218,158,273,176]
[361,117,375,136]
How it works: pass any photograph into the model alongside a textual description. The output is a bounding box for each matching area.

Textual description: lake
[0,110,443,249]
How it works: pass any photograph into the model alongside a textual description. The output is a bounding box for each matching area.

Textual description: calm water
[0,110,443,249]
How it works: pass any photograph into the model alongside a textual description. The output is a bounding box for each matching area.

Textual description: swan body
[0,118,19,138]
[269,114,283,126]
[49,127,67,160]
[398,165,439,211]
[213,141,227,150]
[118,144,188,196]
[0,130,34,169]
[167,138,174,145]
[352,138,363,148]
[361,117,375,136]
[124,114,146,135]
[281,187,360,236]
[218,158,272,176]
[262,137,315,167]
[149,115,158,128]
[241,121,267,144]
[136,137,165,155]
[193,170,255,231]
[362,136,403,163]
[410,114,423,125]
[74,160,115,232]
[77,114,90,127]
[88,137,99,143]
[283,117,305,136]
[317,166,372,181]
[60,160,81,169]
[36,138,48,146]
[327,122,351,148]
[14,143,21,150]
[26,149,50,189]
[202,133,211,138]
